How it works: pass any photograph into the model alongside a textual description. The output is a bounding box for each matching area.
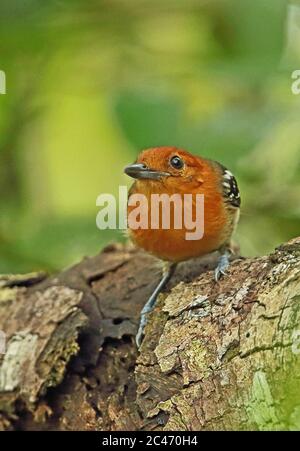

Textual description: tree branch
[1,238,300,431]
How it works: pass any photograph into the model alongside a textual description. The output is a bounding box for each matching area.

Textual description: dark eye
[170,155,184,170]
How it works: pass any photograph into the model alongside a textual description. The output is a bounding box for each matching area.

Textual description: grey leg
[136,263,177,348]
[215,249,231,281]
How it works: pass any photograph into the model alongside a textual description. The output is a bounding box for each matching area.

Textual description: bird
[124,146,241,347]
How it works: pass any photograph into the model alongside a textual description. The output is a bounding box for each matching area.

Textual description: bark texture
[1,237,300,431]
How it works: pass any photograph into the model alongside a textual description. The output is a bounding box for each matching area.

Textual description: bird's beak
[124,163,170,180]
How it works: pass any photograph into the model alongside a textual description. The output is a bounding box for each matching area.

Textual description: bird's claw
[214,252,230,282]
[135,263,177,349]
[135,324,144,348]
[135,309,150,348]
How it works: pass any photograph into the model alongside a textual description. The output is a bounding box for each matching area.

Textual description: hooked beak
[124,163,170,180]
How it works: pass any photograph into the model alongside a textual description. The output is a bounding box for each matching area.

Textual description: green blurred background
[0,0,300,273]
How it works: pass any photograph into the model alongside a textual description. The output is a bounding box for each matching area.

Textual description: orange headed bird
[124,146,240,346]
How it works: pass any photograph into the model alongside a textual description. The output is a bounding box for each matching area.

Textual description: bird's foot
[136,262,177,348]
[214,251,230,281]
[136,304,152,348]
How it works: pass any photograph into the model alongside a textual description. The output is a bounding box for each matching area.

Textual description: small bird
[124,146,240,347]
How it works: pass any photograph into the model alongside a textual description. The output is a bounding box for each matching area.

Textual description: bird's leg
[215,248,231,281]
[136,262,177,348]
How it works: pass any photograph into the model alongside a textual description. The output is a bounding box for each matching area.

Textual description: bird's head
[124,146,205,189]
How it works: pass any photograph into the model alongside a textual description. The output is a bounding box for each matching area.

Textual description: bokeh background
[0,0,300,273]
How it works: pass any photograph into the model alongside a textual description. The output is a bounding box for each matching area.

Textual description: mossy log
[1,237,300,431]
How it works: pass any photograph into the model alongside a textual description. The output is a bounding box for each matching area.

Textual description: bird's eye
[170,155,184,170]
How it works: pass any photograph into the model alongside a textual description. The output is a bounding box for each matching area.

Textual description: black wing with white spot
[219,165,241,208]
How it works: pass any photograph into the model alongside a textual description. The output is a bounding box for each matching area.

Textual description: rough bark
[1,237,300,431]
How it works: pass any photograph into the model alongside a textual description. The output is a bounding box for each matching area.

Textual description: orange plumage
[125,146,240,263]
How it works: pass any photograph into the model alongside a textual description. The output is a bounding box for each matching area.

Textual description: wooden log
[1,238,300,431]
